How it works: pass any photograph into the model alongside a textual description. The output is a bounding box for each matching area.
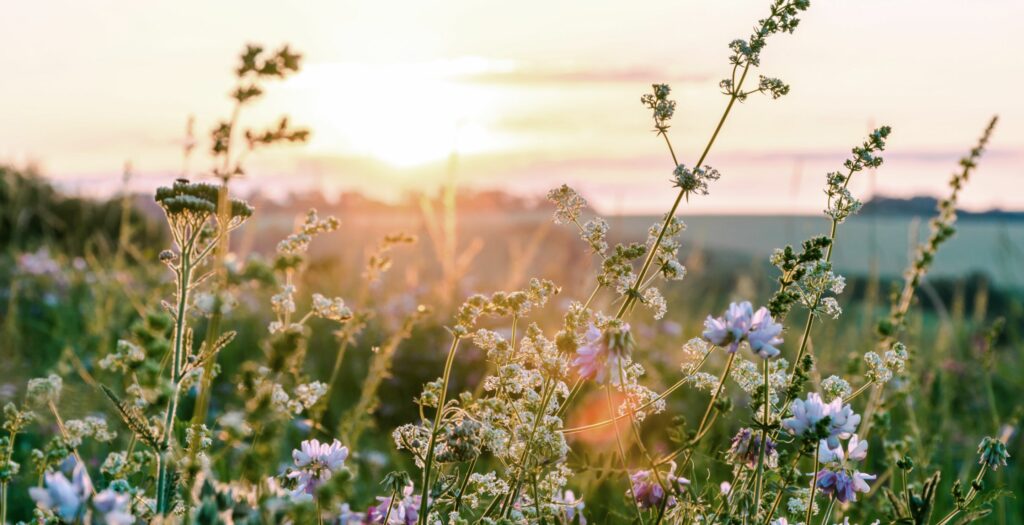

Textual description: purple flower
[630,470,671,510]
[573,323,633,385]
[287,438,349,500]
[815,434,875,503]
[748,308,784,358]
[728,427,778,469]
[29,462,92,521]
[782,393,861,449]
[555,490,587,525]
[703,302,782,358]
[93,488,134,525]
[368,485,420,524]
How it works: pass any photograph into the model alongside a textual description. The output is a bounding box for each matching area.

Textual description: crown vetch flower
[28,462,93,521]
[93,487,134,525]
[703,301,783,358]
[748,307,784,358]
[630,470,670,510]
[287,438,349,499]
[368,484,420,524]
[782,393,860,448]
[815,434,875,503]
[573,322,633,385]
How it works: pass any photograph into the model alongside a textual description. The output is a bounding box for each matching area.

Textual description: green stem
[417,335,461,525]
[382,490,398,525]
[935,464,989,525]
[606,385,646,525]
[658,352,736,465]
[616,63,751,320]
[157,257,193,515]
[753,358,771,510]
[805,453,820,525]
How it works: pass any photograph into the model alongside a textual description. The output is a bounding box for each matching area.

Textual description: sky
[1,0,1022,214]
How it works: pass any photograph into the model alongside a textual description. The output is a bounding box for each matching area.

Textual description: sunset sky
[2,0,1022,214]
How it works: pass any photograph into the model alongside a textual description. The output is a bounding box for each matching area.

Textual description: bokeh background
[1,0,1023,522]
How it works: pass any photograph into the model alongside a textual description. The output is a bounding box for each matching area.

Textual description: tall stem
[417,336,461,525]
[753,358,771,509]
[805,454,820,525]
[606,385,646,525]
[616,64,751,320]
[157,257,192,515]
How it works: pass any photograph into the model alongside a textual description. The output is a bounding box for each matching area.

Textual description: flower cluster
[547,184,588,225]
[815,435,876,503]
[703,301,784,358]
[782,393,860,448]
[672,164,721,196]
[286,438,349,500]
[640,83,676,131]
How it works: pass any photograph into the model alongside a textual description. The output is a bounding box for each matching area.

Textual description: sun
[281,59,511,168]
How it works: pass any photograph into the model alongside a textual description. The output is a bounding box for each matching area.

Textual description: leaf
[100,385,161,450]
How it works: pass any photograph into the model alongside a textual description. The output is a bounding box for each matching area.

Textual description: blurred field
[2,166,1022,522]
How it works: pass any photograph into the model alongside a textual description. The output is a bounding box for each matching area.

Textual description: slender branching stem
[417,335,462,525]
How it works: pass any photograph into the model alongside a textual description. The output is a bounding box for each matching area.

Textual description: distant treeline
[1,165,165,256]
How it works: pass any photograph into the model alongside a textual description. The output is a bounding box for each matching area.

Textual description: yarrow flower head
[782,393,860,449]
[977,436,1010,470]
[547,184,587,225]
[286,438,349,500]
[573,321,634,385]
[703,301,783,358]
[815,434,875,503]
[641,83,676,131]
[672,164,721,196]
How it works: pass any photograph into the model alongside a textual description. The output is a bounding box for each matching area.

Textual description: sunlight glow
[284,59,515,168]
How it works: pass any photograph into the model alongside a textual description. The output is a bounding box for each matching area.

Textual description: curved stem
[657,352,736,465]
[417,335,462,525]
[616,64,752,320]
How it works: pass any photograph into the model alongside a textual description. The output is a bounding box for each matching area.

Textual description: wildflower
[820,376,852,401]
[368,484,420,524]
[339,503,367,524]
[287,438,349,499]
[93,486,134,525]
[703,301,783,358]
[572,322,633,385]
[815,435,875,503]
[720,481,731,495]
[728,427,778,469]
[581,218,609,255]
[312,293,353,322]
[672,164,721,196]
[629,470,671,510]
[640,83,676,130]
[748,307,784,358]
[28,462,93,521]
[787,487,818,516]
[642,287,668,320]
[703,301,753,352]
[977,436,1010,470]
[782,393,860,448]
[547,184,587,224]
[27,374,63,405]
[554,490,586,524]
